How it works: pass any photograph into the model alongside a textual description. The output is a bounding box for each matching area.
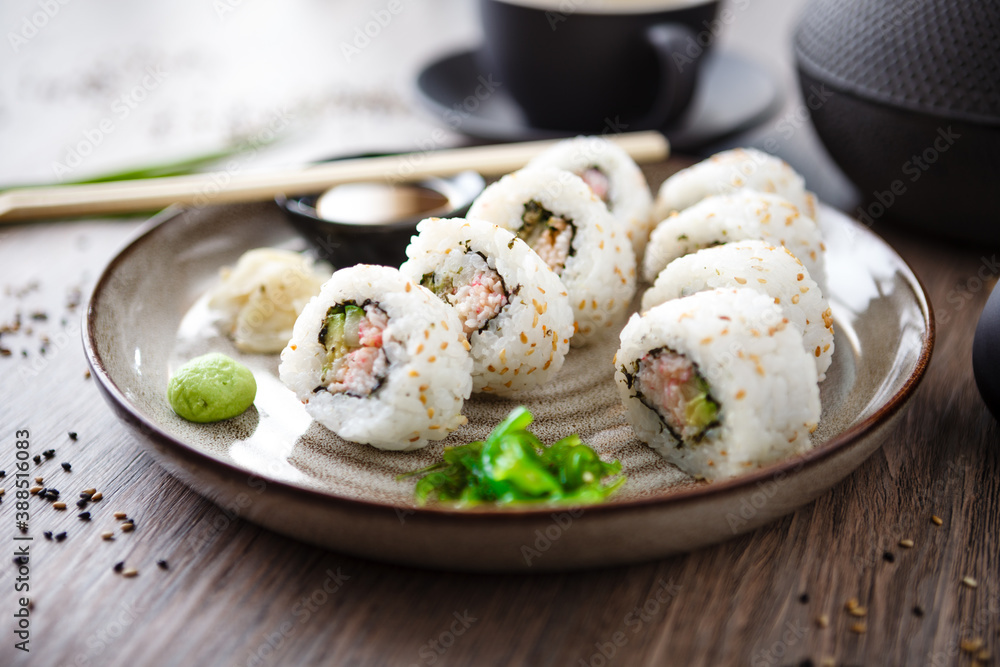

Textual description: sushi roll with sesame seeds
[642,191,827,288]
[279,265,472,450]
[400,217,574,395]
[467,167,636,346]
[641,240,835,381]
[526,136,654,260]
[652,148,817,223]
[614,288,821,481]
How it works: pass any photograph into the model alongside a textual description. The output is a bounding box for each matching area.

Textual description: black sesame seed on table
[0,470,5,478]
[79,492,92,500]
[61,462,72,471]
[32,455,41,464]
[157,559,169,570]
[799,593,810,604]
[76,499,88,509]
[913,605,925,617]
[43,449,55,458]
[78,511,90,521]
[55,532,67,542]
[43,531,52,540]
[68,432,77,441]
[113,561,124,573]
[883,551,895,563]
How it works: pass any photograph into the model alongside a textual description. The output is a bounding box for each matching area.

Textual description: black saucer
[415,48,781,151]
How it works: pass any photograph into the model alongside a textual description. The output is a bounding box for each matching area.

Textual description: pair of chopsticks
[0,131,669,223]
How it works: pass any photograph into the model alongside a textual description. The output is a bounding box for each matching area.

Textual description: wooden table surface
[3,2,999,666]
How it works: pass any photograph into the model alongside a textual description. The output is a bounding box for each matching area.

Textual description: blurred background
[0,0,856,207]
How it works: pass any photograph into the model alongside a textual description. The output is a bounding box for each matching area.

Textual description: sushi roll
[641,240,835,381]
[642,191,827,288]
[400,217,574,395]
[467,167,636,346]
[526,136,654,259]
[614,288,821,480]
[279,265,472,450]
[652,148,817,223]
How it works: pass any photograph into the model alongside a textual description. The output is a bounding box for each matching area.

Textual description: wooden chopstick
[0,131,669,223]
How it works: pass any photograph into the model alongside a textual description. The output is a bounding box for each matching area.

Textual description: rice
[652,148,817,223]
[467,167,636,346]
[641,240,835,381]
[279,265,472,450]
[400,217,574,395]
[642,191,827,289]
[527,136,654,260]
[615,288,821,480]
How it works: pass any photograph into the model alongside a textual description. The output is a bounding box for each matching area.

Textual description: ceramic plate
[84,201,933,571]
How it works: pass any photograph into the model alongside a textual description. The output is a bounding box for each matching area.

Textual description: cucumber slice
[344,305,363,347]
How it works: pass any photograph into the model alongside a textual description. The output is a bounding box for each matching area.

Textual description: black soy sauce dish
[277,169,485,268]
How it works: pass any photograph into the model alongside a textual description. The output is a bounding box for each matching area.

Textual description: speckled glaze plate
[84,201,933,571]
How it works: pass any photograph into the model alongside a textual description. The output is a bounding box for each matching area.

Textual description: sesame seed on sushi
[614,288,821,481]
[652,147,817,223]
[279,265,472,450]
[527,135,655,260]
[642,191,827,289]
[400,217,574,395]
[467,167,636,346]
[642,240,835,381]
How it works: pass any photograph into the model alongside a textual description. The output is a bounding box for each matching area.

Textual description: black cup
[478,0,720,132]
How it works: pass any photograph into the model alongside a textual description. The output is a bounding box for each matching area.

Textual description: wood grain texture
[1,160,997,667]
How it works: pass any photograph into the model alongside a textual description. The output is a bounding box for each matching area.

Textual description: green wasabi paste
[167,353,256,423]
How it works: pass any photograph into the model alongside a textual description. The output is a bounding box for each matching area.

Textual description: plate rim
[83,201,935,520]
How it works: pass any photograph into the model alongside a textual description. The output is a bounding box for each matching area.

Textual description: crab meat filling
[579,167,611,206]
[317,302,388,397]
[421,256,508,337]
[637,348,720,444]
[520,199,575,275]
